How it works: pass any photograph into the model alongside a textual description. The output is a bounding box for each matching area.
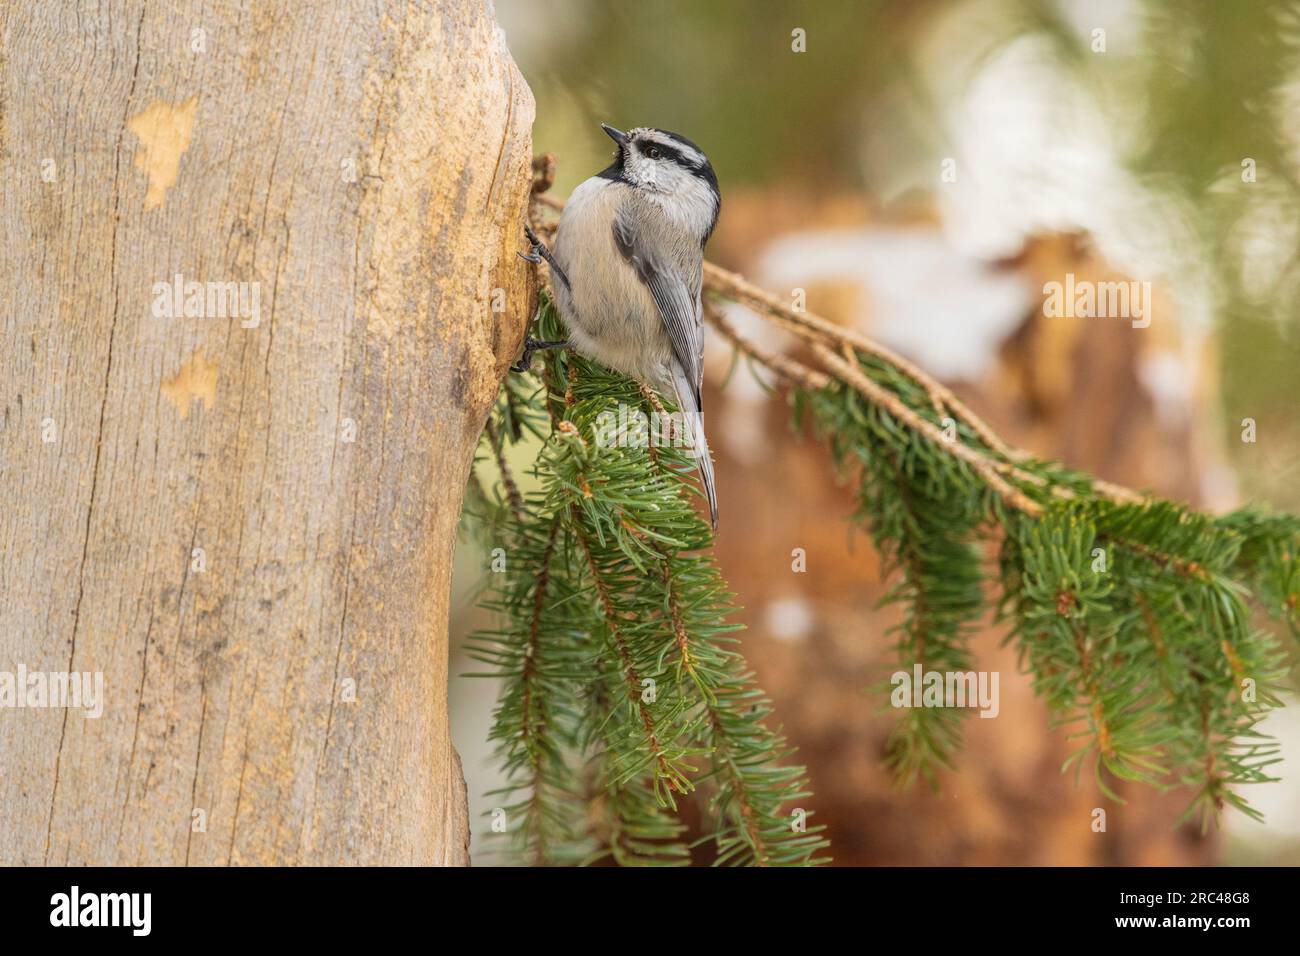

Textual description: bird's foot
[516,224,571,290]
[516,224,546,264]
[510,337,570,373]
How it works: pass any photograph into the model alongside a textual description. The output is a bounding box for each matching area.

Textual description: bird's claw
[516,222,572,291]
[510,337,569,374]
[518,223,545,263]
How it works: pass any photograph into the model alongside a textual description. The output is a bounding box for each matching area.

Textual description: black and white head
[599,123,720,240]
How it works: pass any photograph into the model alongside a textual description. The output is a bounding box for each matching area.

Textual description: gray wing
[612,205,704,410]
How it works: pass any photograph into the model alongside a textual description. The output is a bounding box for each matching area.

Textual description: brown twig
[574,504,688,802]
[530,154,557,195]
[704,302,830,390]
[702,261,1013,455]
[1103,535,1208,581]
[521,518,562,863]
[485,419,525,521]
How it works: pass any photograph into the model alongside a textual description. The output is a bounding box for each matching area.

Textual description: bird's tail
[669,370,718,532]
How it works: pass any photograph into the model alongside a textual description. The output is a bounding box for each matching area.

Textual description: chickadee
[517,122,721,529]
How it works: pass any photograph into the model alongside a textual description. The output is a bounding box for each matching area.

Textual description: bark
[0,0,533,865]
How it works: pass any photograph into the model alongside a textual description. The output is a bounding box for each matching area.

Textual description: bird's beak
[601,123,628,146]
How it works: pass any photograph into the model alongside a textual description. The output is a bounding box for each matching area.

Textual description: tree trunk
[0,0,533,865]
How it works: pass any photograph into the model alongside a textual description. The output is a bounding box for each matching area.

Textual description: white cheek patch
[630,155,659,187]
[635,159,692,194]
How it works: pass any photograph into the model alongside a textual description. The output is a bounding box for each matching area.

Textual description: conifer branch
[463,166,1300,854]
[814,343,1043,515]
[574,504,693,804]
[469,316,828,864]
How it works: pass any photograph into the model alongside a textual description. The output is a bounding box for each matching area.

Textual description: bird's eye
[646,146,662,160]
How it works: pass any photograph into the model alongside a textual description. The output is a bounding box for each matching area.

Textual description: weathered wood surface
[0,0,534,864]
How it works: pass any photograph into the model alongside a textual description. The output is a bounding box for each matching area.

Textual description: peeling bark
[0,0,533,865]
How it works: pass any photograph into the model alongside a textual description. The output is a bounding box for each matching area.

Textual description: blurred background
[452,0,1300,864]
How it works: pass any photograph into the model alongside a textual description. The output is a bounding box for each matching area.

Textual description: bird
[516,122,721,530]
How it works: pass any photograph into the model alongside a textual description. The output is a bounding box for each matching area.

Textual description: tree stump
[0,0,533,865]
